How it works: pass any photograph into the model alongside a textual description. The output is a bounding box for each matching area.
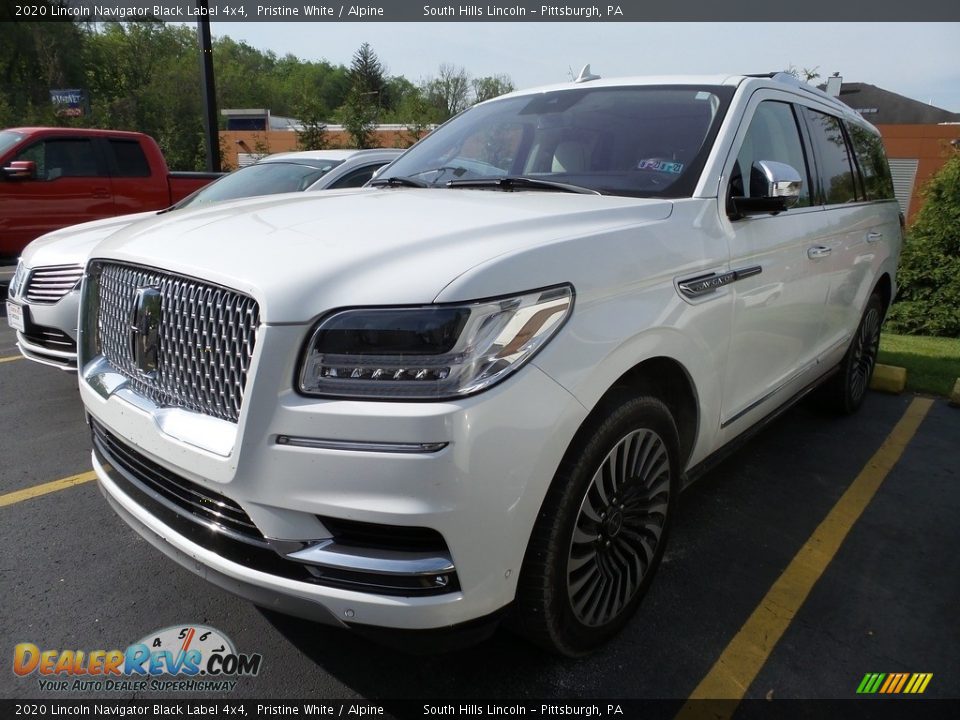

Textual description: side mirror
[730,160,803,218]
[3,160,37,180]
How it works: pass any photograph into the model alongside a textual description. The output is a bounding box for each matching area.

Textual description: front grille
[25,264,83,304]
[91,419,266,545]
[22,323,76,352]
[91,262,260,423]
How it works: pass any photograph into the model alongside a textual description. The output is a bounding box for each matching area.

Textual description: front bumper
[12,290,80,371]
[81,323,588,630]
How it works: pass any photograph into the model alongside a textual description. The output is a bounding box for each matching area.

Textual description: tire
[513,396,681,656]
[821,292,884,415]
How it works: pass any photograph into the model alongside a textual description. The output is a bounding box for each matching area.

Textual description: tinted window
[177,160,340,209]
[381,86,735,198]
[108,139,150,177]
[803,109,858,205]
[0,130,24,155]
[15,139,102,180]
[731,101,812,207]
[847,124,895,201]
[326,164,384,189]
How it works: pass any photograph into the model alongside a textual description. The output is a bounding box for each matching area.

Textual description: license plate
[5,300,24,332]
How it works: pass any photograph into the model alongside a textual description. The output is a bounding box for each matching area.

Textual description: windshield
[0,130,25,156]
[382,85,734,198]
[176,159,343,209]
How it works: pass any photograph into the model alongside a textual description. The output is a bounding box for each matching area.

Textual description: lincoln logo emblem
[130,287,161,375]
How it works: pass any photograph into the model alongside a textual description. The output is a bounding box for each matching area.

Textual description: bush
[886,154,960,337]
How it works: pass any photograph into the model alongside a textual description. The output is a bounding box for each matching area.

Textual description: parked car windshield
[381,85,734,198]
[173,159,343,209]
[0,130,24,155]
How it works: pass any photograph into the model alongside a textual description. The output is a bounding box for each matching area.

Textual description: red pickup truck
[0,127,221,259]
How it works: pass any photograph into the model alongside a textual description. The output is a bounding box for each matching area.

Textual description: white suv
[77,72,901,656]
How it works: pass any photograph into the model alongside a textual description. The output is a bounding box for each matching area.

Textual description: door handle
[91,187,110,199]
[866,231,883,243]
[807,245,832,259]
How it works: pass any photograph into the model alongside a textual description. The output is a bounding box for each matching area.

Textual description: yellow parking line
[0,471,97,508]
[0,354,24,363]
[676,396,934,717]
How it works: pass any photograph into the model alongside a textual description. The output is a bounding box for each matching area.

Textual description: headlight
[299,285,573,400]
[8,261,26,298]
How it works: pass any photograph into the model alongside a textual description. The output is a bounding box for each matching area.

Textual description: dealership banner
[8,0,960,22]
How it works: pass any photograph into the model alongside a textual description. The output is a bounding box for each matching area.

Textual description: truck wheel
[514,396,680,656]
[821,292,884,415]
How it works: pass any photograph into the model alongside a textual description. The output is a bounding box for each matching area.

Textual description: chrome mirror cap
[753,160,803,207]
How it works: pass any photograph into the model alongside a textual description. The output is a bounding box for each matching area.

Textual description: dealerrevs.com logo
[13,625,262,693]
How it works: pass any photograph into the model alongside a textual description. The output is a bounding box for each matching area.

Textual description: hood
[92,188,673,323]
[21,211,159,268]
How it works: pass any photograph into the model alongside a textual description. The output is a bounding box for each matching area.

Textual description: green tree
[336,42,388,147]
[783,65,821,82]
[339,85,379,148]
[0,18,89,123]
[472,74,514,104]
[886,153,960,337]
[349,43,386,99]
[423,63,470,120]
[392,90,438,147]
[295,97,330,150]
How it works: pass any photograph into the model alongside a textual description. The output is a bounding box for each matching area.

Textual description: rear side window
[846,124,895,201]
[802,109,858,205]
[326,164,383,189]
[14,138,103,180]
[108,139,150,177]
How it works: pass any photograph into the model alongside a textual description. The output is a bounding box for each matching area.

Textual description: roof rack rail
[746,71,850,112]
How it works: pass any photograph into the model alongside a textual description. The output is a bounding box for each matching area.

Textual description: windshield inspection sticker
[637,159,684,174]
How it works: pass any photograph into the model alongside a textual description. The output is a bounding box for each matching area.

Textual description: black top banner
[8,0,960,22]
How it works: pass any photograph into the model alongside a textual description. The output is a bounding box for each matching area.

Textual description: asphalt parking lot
[1,291,957,713]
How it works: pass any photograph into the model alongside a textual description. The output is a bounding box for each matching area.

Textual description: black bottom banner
[3,699,959,720]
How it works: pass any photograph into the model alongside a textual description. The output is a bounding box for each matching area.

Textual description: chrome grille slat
[92,262,260,423]
[25,264,84,304]
[92,420,267,545]
[104,440,259,530]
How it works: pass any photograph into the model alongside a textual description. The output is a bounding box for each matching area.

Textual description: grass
[878,333,960,397]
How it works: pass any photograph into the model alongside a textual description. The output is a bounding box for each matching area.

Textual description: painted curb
[870,364,907,394]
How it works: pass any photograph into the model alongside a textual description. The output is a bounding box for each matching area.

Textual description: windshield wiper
[369,175,430,188]
[445,176,601,195]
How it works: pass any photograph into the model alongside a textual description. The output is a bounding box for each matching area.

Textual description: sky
[210,22,960,113]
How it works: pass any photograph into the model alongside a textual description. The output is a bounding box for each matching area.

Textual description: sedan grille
[90,262,260,423]
[24,264,84,304]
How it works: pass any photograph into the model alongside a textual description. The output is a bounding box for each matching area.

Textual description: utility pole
[197,2,220,172]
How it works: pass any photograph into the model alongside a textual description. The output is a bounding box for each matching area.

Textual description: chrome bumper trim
[83,356,237,457]
[287,541,456,577]
[16,337,78,371]
[275,435,448,454]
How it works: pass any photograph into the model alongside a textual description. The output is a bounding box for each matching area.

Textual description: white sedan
[4,148,402,369]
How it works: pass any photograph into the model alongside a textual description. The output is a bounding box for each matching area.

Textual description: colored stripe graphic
[879,674,895,693]
[857,673,932,694]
